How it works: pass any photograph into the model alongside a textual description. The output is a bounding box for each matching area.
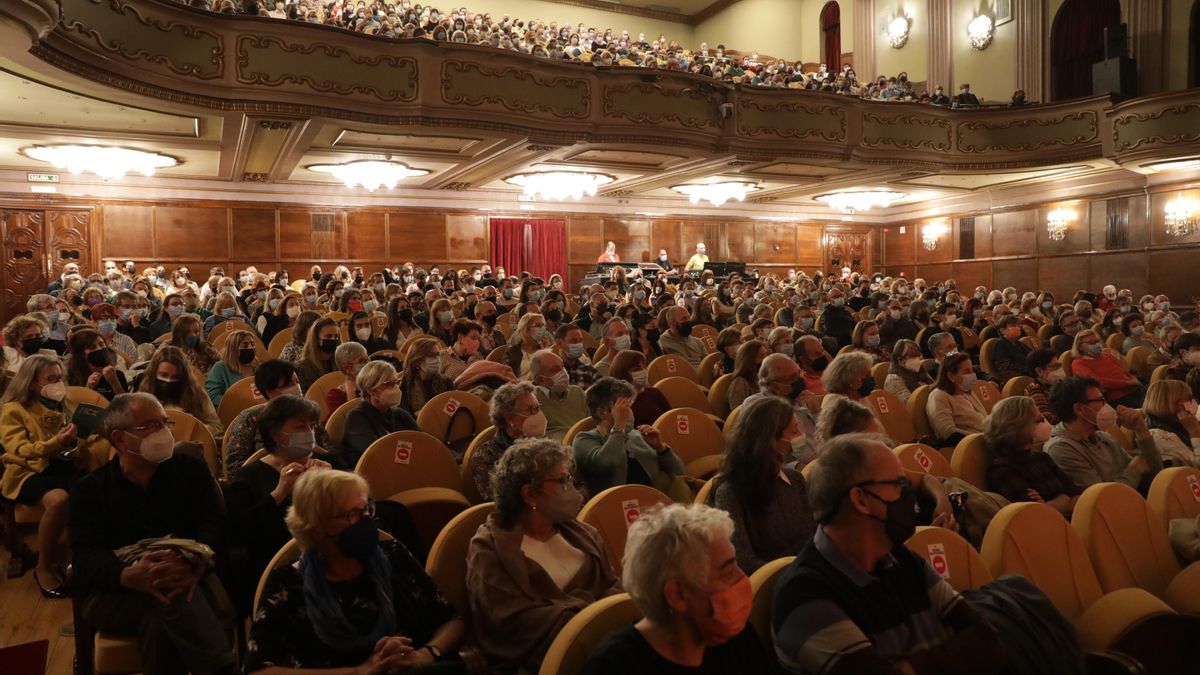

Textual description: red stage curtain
[1051,0,1121,101]
[488,218,565,281]
[820,2,841,71]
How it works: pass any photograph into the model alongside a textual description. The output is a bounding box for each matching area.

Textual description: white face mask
[376,386,402,408]
[546,369,570,394]
[630,369,649,387]
[520,410,548,437]
[355,327,373,341]
[129,426,175,464]
[41,381,67,402]
[1042,368,1066,384]
[286,305,301,318]
[612,335,631,351]
[1031,421,1053,446]
[901,357,923,373]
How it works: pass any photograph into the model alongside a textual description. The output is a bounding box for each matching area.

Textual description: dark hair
[1120,314,1144,336]
[585,376,636,419]
[258,394,320,452]
[451,318,483,341]
[1049,375,1101,423]
[720,396,793,512]
[934,352,973,393]
[255,359,298,397]
[1172,332,1200,357]
[1026,348,1056,373]
[554,322,581,341]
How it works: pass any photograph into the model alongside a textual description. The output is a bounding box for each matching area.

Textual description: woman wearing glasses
[244,469,467,674]
[343,361,418,467]
[466,438,621,673]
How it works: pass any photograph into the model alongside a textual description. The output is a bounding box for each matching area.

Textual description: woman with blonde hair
[428,298,456,346]
[2,314,52,374]
[166,313,220,372]
[1143,379,1200,468]
[503,312,551,377]
[296,317,339,390]
[280,309,321,363]
[202,290,246,334]
[984,396,1080,513]
[398,337,452,417]
[205,329,259,408]
[244,469,466,673]
[1069,327,1145,408]
[138,345,223,439]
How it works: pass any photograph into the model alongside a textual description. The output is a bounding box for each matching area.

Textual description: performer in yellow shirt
[684,242,709,271]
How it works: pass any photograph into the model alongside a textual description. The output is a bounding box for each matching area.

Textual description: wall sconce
[967,14,994,50]
[887,16,911,49]
[1046,208,1075,241]
[922,221,947,250]
[1164,193,1197,237]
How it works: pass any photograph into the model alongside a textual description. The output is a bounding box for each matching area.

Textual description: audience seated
[583,503,771,674]
[795,334,829,395]
[1023,348,1064,424]
[205,329,259,408]
[223,360,340,473]
[466,438,621,672]
[989,315,1031,380]
[280,309,320,363]
[530,349,589,442]
[326,341,368,415]
[983,396,1080,513]
[343,360,419,466]
[821,351,875,401]
[2,315,56,374]
[65,327,128,401]
[883,338,931,403]
[1069,328,1145,408]
[471,381,546,500]
[1142,379,1200,468]
[399,337,454,417]
[604,349,669,426]
[296,317,340,390]
[927,353,986,446]
[245,469,466,674]
[727,339,767,410]
[658,306,706,369]
[139,346,223,440]
[438,318,483,381]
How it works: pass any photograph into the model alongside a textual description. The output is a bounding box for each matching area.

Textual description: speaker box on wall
[1093,57,1137,100]
[1103,23,1128,60]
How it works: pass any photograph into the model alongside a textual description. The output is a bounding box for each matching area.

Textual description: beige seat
[950,433,990,491]
[425,501,496,616]
[893,443,953,478]
[1125,346,1155,379]
[723,404,744,438]
[1001,375,1033,399]
[865,389,916,444]
[537,594,640,675]
[979,338,1000,377]
[905,525,992,592]
[1061,352,1075,376]
[562,416,598,447]
[1147,466,1200,530]
[707,373,734,420]
[206,319,253,344]
[981,502,1177,652]
[1073,482,1200,615]
[1106,332,1125,352]
[906,384,935,441]
[324,397,360,449]
[416,390,490,452]
[267,328,293,358]
[691,324,719,352]
[972,380,1003,414]
[870,361,889,389]
[305,371,347,421]
[216,376,265,429]
[960,327,981,351]
[698,352,722,387]
[1019,335,1042,351]
[460,426,497,504]
[1150,364,1172,383]
[694,475,718,505]
[486,346,507,363]
[652,407,724,479]
[647,354,698,385]
[578,484,673,573]
[66,386,110,408]
[656,376,712,415]
[166,409,218,477]
[748,556,794,654]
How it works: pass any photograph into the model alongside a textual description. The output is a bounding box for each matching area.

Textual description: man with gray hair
[529,349,587,441]
[772,433,1003,675]
[742,353,819,463]
[472,381,546,499]
[658,305,707,369]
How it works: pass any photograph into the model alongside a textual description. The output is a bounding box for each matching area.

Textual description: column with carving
[854,0,877,78]
[927,0,952,92]
[1123,0,1166,95]
[1014,0,1045,101]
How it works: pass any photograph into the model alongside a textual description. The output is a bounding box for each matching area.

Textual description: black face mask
[544,309,563,323]
[312,272,321,281]
[71,296,84,306]
[86,348,114,369]
[396,309,413,323]
[238,347,257,364]
[789,378,807,399]
[810,355,829,372]
[676,320,693,337]
[319,338,340,354]
[157,378,184,399]
[21,337,45,354]
[481,313,497,328]
[862,483,918,547]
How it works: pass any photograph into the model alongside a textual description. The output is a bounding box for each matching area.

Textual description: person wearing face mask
[727,340,768,410]
[819,290,856,349]
[340,360,420,467]
[427,297,457,346]
[990,315,1033,381]
[347,309,391,356]
[397,337,454,418]
[471,382,548,499]
[850,321,891,365]
[467,438,621,672]
[552,324,597,388]
[821,352,877,402]
[88,302,139,360]
[1069,328,1145,408]
[659,305,707,369]
[0,355,84,597]
[774,433,1005,675]
[653,248,674,272]
[503,312,552,377]
[321,341,368,420]
[205,330,260,409]
[224,395,334,613]
[713,396,818,573]
[926,353,987,446]
[530,350,589,442]
[1141,379,1200,469]
[983,396,1080,514]
[877,301,918,348]
[1162,332,1200,381]
[585,503,771,675]
[572,376,685,498]
[296,317,340,391]
[884,339,933,404]
[437,318,484,382]
[1023,349,1066,424]
[244,469,466,675]
[147,292,187,337]
[138,346,223,440]
[66,328,128,401]
[2,314,56,374]
[605,349,670,426]
[1118,314,1157,354]
[684,242,709,272]
[1046,376,1162,493]
[384,295,424,349]
[258,292,303,347]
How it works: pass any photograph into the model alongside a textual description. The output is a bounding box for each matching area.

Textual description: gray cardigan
[1046,423,1161,490]
[571,426,685,497]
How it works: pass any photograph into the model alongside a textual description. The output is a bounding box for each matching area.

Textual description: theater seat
[578,484,672,574]
[1072,482,1200,615]
[906,384,935,442]
[950,433,990,491]
[656,376,713,414]
[707,374,734,419]
[748,556,795,654]
[647,354,698,384]
[460,426,496,505]
[905,526,992,592]
[698,352,722,387]
[652,407,723,478]
[865,389,916,443]
[425,501,495,616]
[893,443,953,478]
[537,593,640,675]
[1147,466,1200,530]
[1000,375,1033,399]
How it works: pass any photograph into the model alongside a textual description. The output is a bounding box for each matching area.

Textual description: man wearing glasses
[771,433,1004,675]
[69,392,238,675]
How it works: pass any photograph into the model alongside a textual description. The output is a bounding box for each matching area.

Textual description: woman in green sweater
[206,329,259,408]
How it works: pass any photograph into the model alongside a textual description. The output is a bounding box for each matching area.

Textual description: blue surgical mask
[221,307,235,318]
[282,429,315,460]
[566,343,583,360]
[98,319,117,333]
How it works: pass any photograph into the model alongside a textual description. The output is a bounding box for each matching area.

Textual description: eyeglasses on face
[332,500,376,523]
[129,418,177,434]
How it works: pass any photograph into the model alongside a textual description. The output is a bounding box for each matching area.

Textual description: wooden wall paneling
[883,223,917,266]
[951,261,992,292]
[887,265,917,280]
[44,209,93,280]
[649,219,681,264]
[310,211,343,261]
[915,222,954,264]
[1,210,47,323]
[1125,194,1150,249]
[972,213,994,259]
[679,221,715,262]
[991,258,1038,294]
[1037,255,1091,300]
[100,205,154,259]
[155,206,229,260]
[347,210,386,261]
[1148,249,1200,305]
[445,214,488,262]
[1090,252,1149,298]
[822,228,872,273]
[795,224,825,268]
[724,221,755,265]
[1035,203,1090,256]
[231,208,278,260]
[388,212,446,263]
[278,209,314,260]
[754,222,797,264]
[603,218,651,263]
[917,263,953,284]
[566,216,603,289]
[1087,201,1108,251]
[990,209,1036,257]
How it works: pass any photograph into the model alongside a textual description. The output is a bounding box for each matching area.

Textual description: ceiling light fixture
[505,171,613,200]
[1143,158,1200,173]
[968,14,994,50]
[1164,193,1197,237]
[1046,208,1075,241]
[22,144,179,180]
[814,190,906,214]
[887,16,911,49]
[670,181,759,207]
[922,221,948,251]
[307,159,429,191]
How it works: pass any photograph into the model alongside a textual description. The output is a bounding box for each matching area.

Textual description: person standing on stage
[655,249,674,272]
[598,241,620,264]
[684,242,710,272]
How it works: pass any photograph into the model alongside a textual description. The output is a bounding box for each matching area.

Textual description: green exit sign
[27,173,60,183]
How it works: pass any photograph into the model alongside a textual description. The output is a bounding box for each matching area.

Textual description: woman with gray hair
[471,381,547,499]
[245,469,466,674]
[821,351,876,400]
[583,503,771,673]
[324,340,368,418]
[466,437,620,672]
[984,396,1080,513]
[343,360,418,466]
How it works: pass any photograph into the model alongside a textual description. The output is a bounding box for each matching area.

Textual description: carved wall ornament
[1112,103,1200,152]
[441,61,589,119]
[236,35,417,102]
[736,99,847,142]
[602,82,722,129]
[241,172,269,182]
[257,120,294,131]
[525,145,558,153]
[862,113,952,151]
[957,111,1098,153]
[439,182,472,190]
[60,0,223,78]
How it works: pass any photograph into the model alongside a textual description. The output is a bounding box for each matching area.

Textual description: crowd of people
[165,0,1018,104]
[2,252,1198,674]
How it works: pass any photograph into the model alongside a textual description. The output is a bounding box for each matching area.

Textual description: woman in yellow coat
[0,354,82,597]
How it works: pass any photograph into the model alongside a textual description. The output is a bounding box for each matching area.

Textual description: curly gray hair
[821,351,874,397]
[622,504,734,624]
[490,381,536,428]
[491,437,574,522]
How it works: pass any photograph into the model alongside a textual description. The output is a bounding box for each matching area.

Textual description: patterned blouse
[279,341,304,364]
[243,539,458,672]
[223,403,338,476]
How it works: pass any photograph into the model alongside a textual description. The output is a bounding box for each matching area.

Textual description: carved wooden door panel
[45,209,92,281]
[1,210,48,324]
[823,230,871,274]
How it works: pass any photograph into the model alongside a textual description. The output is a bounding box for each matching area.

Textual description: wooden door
[1,210,48,324]
[823,229,872,274]
[45,209,93,281]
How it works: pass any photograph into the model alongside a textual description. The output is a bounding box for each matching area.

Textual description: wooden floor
[0,544,76,675]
